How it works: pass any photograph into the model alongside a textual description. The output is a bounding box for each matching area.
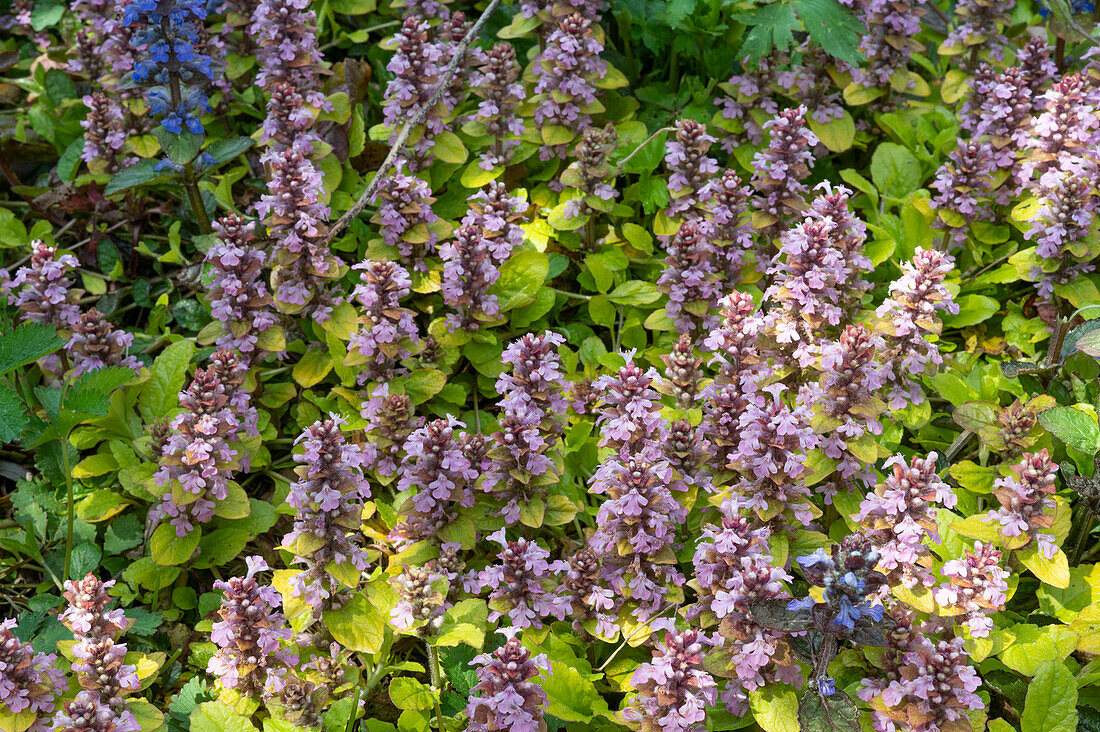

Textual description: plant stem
[427,642,444,731]
[182,162,211,234]
[61,428,74,581]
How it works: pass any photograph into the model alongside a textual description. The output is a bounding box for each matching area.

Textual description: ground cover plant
[1,0,1100,730]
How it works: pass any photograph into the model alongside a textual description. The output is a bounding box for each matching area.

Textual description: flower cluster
[1,240,80,328]
[381,17,450,166]
[466,631,551,732]
[943,0,1013,65]
[205,214,277,358]
[440,224,501,330]
[57,575,140,732]
[933,541,1009,637]
[592,354,668,458]
[623,622,719,732]
[590,457,687,616]
[658,223,723,335]
[251,0,325,107]
[468,530,561,628]
[858,633,983,732]
[659,334,705,409]
[461,182,529,262]
[66,309,142,376]
[930,139,997,245]
[208,557,298,694]
[857,454,956,589]
[347,259,419,381]
[532,13,608,160]
[284,416,373,610]
[390,545,462,633]
[689,501,796,715]
[498,330,569,425]
[360,384,421,476]
[788,538,888,630]
[470,43,526,170]
[0,619,64,730]
[875,248,959,408]
[552,547,616,638]
[394,417,477,543]
[986,450,1059,558]
[665,119,719,222]
[152,350,250,536]
[750,106,817,241]
[125,0,214,136]
[840,0,923,88]
[803,325,888,485]
[79,92,127,173]
[371,163,440,273]
[709,170,755,275]
[561,123,619,228]
[730,385,818,524]
[258,145,341,321]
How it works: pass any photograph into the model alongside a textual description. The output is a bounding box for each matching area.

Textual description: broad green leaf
[293,349,333,388]
[0,321,65,375]
[323,590,385,653]
[0,385,26,443]
[155,127,204,165]
[150,522,201,566]
[0,710,36,732]
[105,159,170,196]
[76,489,129,522]
[191,702,258,732]
[1017,546,1070,589]
[999,624,1077,675]
[749,686,799,732]
[792,0,865,66]
[139,339,196,422]
[607,280,661,306]
[944,294,999,328]
[1021,660,1077,732]
[493,250,549,311]
[388,678,436,711]
[950,514,1000,543]
[734,4,799,61]
[1038,406,1100,454]
[403,369,447,405]
[205,136,253,164]
[870,142,922,199]
[809,112,856,152]
[542,660,607,722]
[798,689,860,732]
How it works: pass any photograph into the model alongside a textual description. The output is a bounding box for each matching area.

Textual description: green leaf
[735,4,799,61]
[950,515,1000,543]
[191,702,259,732]
[0,321,65,375]
[666,0,698,26]
[139,339,195,422]
[0,710,37,732]
[292,349,333,388]
[944,294,1000,329]
[999,624,1078,676]
[155,127,204,166]
[542,660,608,722]
[792,0,865,66]
[150,522,201,566]
[105,159,169,196]
[1038,406,1100,454]
[205,137,254,164]
[29,2,64,30]
[749,686,800,732]
[403,369,447,404]
[388,678,436,711]
[607,280,661,306]
[0,384,27,443]
[1021,660,1077,732]
[492,250,549,311]
[323,590,385,654]
[869,142,922,199]
[798,690,861,732]
[1017,546,1070,589]
[809,113,856,153]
